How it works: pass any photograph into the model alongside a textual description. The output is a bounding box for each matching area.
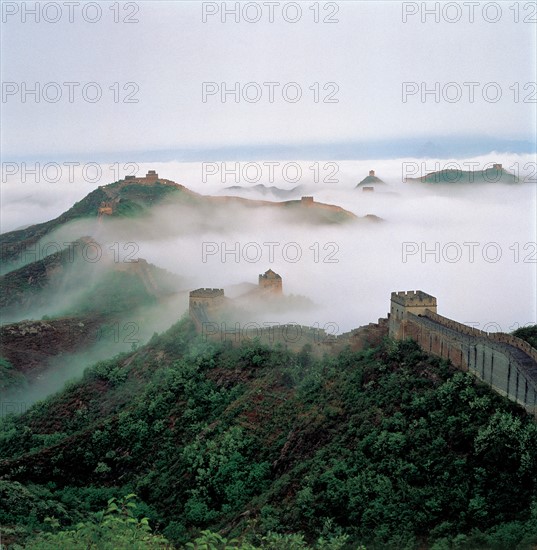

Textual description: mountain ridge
[0,175,358,269]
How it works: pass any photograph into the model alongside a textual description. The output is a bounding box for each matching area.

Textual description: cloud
[3,153,535,336]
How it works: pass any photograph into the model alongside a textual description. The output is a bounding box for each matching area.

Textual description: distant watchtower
[369,170,375,177]
[301,196,314,206]
[492,163,502,170]
[189,288,225,330]
[145,170,158,182]
[389,290,437,339]
[189,288,225,312]
[259,269,282,295]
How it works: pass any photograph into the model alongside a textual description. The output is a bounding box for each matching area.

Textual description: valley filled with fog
[2,153,535,338]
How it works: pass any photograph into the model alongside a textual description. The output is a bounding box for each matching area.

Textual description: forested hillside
[1,319,536,549]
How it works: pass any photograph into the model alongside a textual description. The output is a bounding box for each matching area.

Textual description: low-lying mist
[1,153,536,406]
[1,291,191,407]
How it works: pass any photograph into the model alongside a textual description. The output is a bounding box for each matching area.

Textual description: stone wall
[189,289,225,332]
[199,322,336,356]
[258,270,283,295]
[191,313,389,358]
[188,287,537,416]
[389,291,438,338]
[489,332,537,363]
[402,312,537,416]
[113,259,159,297]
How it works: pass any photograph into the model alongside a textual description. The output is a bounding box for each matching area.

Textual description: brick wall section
[401,311,537,416]
[189,287,537,416]
[421,310,537,376]
[489,332,537,363]
[189,290,389,358]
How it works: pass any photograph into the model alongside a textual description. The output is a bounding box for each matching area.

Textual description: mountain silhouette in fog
[405,164,520,184]
[0,172,362,269]
[223,183,304,199]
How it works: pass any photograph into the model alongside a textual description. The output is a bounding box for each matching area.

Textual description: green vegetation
[410,167,518,184]
[0,238,91,306]
[12,493,359,549]
[0,188,108,270]
[513,325,537,349]
[104,182,182,218]
[0,180,181,270]
[1,319,536,549]
[69,271,156,315]
[16,494,170,549]
[0,357,26,393]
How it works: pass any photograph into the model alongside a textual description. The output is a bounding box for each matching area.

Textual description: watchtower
[189,288,225,311]
[492,163,502,170]
[145,170,158,182]
[389,290,437,338]
[369,170,375,177]
[301,196,314,206]
[258,269,282,295]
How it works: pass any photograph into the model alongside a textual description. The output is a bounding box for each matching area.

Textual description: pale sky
[1,1,536,158]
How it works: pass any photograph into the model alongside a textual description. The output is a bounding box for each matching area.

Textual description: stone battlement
[122,170,159,183]
[389,295,537,416]
[422,311,537,362]
[259,270,281,280]
[186,284,537,415]
[488,333,537,363]
[422,310,487,338]
[190,288,224,298]
[258,269,283,295]
[391,290,437,307]
[189,288,225,330]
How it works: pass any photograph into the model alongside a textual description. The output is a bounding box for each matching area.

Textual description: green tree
[21,494,170,549]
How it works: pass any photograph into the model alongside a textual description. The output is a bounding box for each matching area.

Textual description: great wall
[390,291,537,415]
[189,281,537,416]
[113,258,161,297]
[94,170,537,416]
[98,171,181,217]
[96,170,357,221]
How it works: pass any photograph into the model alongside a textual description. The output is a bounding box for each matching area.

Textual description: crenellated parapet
[189,288,225,331]
[422,311,537,363]
[489,332,537,363]
[189,288,225,308]
[190,288,224,298]
[389,291,537,416]
[422,310,487,338]
[258,269,282,295]
[389,290,437,338]
[391,290,438,308]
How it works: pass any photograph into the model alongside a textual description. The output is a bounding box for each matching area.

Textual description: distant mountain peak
[405,163,519,184]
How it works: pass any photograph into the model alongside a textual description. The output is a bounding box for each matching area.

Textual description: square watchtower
[389,290,437,338]
[259,269,282,295]
[189,288,225,311]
